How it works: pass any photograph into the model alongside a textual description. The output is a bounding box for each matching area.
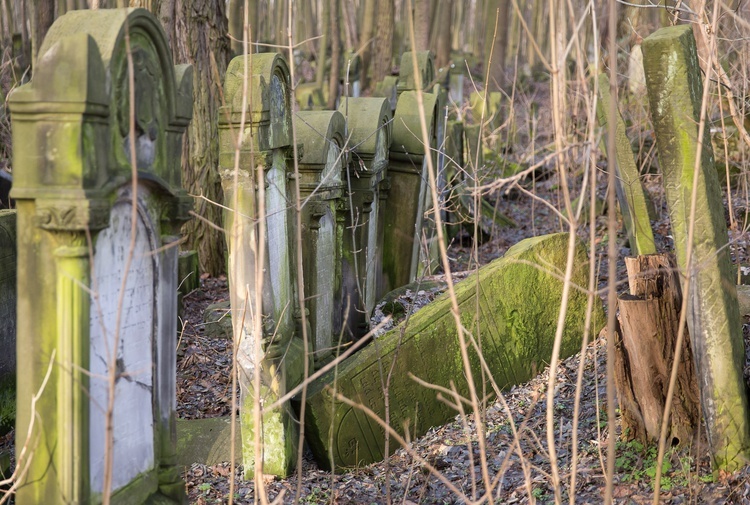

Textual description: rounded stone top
[397,51,435,93]
[337,97,391,157]
[390,91,438,157]
[295,111,346,168]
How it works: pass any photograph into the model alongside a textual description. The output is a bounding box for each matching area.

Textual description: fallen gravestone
[304,233,603,470]
[643,24,750,470]
[176,417,242,467]
[10,8,192,503]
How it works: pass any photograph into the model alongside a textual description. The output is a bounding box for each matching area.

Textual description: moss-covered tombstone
[396,51,435,97]
[643,24,750,470]
[337,98,392,338]
[218,53,307,478]
[294,111,347,367]
[304,233,603,470]
[10,8,192,504]
[382,90,439,294]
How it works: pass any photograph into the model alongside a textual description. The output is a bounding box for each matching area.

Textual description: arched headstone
[10,8,192,504]
[218,53,306,478]
[294,111,347,367]
[382,91,438,294]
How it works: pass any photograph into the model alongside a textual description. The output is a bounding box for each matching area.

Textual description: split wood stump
[614,255,701,446]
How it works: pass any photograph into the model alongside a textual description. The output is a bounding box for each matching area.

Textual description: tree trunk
[371,0,393,82]
[413,0,429,51]
[227,0,257,56]
[316,0,329,89]
[30,0,54,67]
[484,0,509,91]
[327,0,340,109]
[614,255,701,446]
[159,0,231,276]
[432,0,452,69]
[359,0,376,89]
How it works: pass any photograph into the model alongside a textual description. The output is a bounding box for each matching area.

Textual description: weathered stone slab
[176,417,242,467]
[382,91,438,295]
[0,211,15,384]
[295,110,346,365]
[178,250,200,296]
[338,98,392,336]
[372,76,399,113]
[304,233,603,470]
[219,53,306,478]
[397,51,435,96]
[596,73,656,255]
[643,24,750,470]
[10,8,192,503]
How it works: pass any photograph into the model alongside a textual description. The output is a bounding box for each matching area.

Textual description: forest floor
[176,168,750,504]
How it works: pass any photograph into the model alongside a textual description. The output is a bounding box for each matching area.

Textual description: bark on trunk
[413,0,429,52]
[614,254,701,445]
[359,0,376,89]
[159,0,231,275]
[327,0,341,109]
[371,0,394,82]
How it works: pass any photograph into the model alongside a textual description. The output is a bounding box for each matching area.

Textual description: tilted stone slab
[643,24,750,470]
[304,233,603,470]
[338,98,392,337]
[295,110,347,366]
[10,8,192,503]
[596,73,656,255]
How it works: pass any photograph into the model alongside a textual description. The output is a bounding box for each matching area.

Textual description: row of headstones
[217,49,463,477]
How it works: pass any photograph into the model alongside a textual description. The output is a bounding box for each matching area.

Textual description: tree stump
[614,254,701,446]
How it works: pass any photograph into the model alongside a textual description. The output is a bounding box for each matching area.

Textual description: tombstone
[448,66,464,106]
[396,51,435,97]
[381,90,438,295]
[596,73,656,256]
[304,233,603,470]
[0,211,15,385]
[294,82,326,111]
[643,25,750,470]
[294,111,347,366]
[372,76,399,113]
[338,98,392,338]
[218,53,307,478]
[9,8,192,503]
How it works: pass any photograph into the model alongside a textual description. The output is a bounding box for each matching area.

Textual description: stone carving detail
[35,201,110,231]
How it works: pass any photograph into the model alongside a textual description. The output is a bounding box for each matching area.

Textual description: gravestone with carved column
[337,98,392,338]
[294,111,347,368]
[10,8,192,504]
[382,90,438,295]
[218,53,308,478]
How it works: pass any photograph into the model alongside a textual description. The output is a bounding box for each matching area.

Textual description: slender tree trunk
[413,0,429,51]
[159,0,231,275]
[30,0,54,66]
[371,0,393,82]
[484,0,509,90]
[327,0,340,109]
[433,0,452,68]
[316,0,329,88]
[359,0,376,89]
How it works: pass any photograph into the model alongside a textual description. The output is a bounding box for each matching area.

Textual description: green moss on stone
[305,233,603,470]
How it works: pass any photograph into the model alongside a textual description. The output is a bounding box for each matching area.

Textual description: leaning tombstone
[338,98,392,337]
[382,91,438,294]
[643,24,750,470]
[10,8,193,503]
[304,233,603,470]
[294,111,347,367]
[218,52,307,478]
